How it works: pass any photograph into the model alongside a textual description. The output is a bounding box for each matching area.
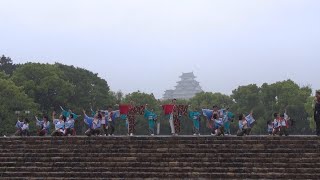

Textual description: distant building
[163,72,203,100]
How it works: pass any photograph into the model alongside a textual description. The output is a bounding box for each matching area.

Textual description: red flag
[162,105,174,115]
[120,104,131,115]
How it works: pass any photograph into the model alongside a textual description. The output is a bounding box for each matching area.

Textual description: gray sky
[0,0,319,98]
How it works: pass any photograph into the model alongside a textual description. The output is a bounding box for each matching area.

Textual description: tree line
[0,55,316,136]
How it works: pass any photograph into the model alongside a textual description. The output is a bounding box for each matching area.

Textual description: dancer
[202,105,222,136]
[106,106,120,136]
[101,111,108,136]
[213,114,224,136]
[65,114,76,136]
[222,108,234,135]
[237,111,255,136]
[162,100,175,135]
[120,102,145,136]
[21,118,30,136]
[188,108,201,136]
[83,110,102,136]
[144,106,157,136]
[14,118,24,136]
[15,118,30,136]
[279,110,290,136]
[35,115,50,136]
[51,112,66,136]
[272,113,281,135]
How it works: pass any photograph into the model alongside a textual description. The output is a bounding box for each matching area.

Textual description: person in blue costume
[51,111,66,136]
[221,108,234,135]
[188,108,201,136]
[83,110,102,136]
[237,111,255,136]
[106,106,120,136]
[144,105,157,136]
[202,105,222,136]
[35,115,51,136]
[65,114,76,136]
[213,114,225,136]
[60,106,80,136]
[101,111,108,136]
[14,117,24,136]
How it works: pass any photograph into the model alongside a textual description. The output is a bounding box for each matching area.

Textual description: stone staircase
[0,136,320,179]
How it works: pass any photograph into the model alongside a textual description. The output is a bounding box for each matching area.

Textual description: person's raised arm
[52,112,56,122]
[82,109,87,117]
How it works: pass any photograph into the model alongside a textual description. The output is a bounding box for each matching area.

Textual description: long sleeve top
[15,121,24,129]
[36,118,51,130]
[65,118,75,129]
[21,123,29,131]
[53,119,65,130]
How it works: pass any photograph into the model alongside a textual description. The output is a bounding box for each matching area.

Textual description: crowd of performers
[14,99,293,137]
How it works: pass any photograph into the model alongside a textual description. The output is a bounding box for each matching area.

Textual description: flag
[202,109,213,120]
[120,104,131,115]
[162,105,174,115]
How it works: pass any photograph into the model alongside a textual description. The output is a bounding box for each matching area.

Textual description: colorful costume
[279,113,289,136]
[164,105,188,135]
[221,110,234,135]
[65,118,76,136]
[51,119,65,136]
[202,109,222,135]
[120,105,145,135]
[144,109,157,135]
[237,114,255,136]
[214,118,224,136]
[273,118,281,135]
[106,110,120,136]
[84,115,102,136]
[189,111,201,135]
[36,118,51,136]
[14,120,24,136]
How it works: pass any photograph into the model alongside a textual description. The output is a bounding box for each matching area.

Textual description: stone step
[1,137,319,142]
[1,167,320,174]
[1,136,319,142]
[1,157,319,163]
[1,149,319,154]
[1,162,319,169]
[1,172,320,179]
[0,136,319,179]
[0,152,317,158]
[0,141,320,148]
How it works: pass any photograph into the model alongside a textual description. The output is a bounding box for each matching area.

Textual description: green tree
[0,55,17,76]
[11,63,74,113]
[0,72,38,135]
[55,63,116,111]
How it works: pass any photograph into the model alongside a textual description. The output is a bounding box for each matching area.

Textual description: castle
[163,72,203,100]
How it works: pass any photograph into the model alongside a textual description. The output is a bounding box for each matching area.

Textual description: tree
[11,63,74,113]
[0,55,17,76]
[189,92,234,110]
[0,72,38,135]
[231,80,312,135]
[55,63,116,111]
[11,63,116,134]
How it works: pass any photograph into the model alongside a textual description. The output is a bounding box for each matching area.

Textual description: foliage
[0,74,38,135]
[0,55,316,135]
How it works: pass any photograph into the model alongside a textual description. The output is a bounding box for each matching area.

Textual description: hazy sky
[0,0,319,98]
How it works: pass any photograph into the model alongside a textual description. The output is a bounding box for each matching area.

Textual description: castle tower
[163,72,203,100]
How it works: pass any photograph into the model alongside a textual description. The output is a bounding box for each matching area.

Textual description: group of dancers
[14,98,292,137]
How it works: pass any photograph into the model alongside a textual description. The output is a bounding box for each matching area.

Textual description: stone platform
[0,136,319,179]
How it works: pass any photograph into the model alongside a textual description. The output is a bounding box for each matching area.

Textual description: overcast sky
[0,0,319,98]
